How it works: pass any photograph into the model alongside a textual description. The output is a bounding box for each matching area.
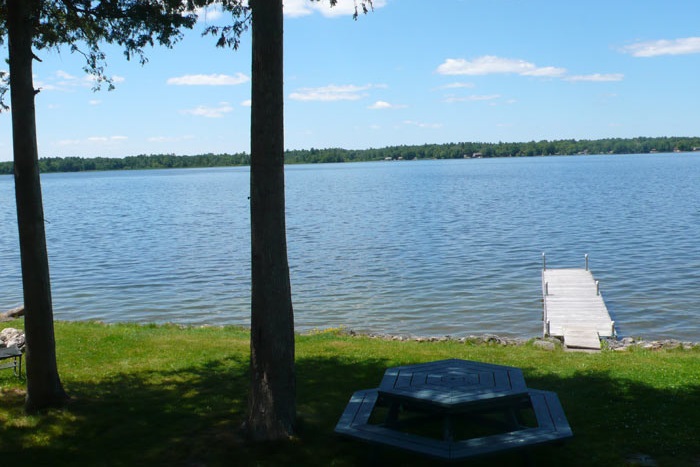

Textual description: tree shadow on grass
[0,356,698,467]
[521,368,700,467]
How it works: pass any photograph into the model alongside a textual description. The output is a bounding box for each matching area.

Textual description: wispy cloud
[289,84,386,101]
[403,120,443,129]
[435,82,476,90]
[39,70,125,92]
[57,135,127,146]
[436,56,566,78]
[284,0,386,18]
[621,37,700,57]
[181,102,234,118]
[443,94,501,103]
[565,73,624,82]
[87,136,128,142]
[195,5,224,23]
[436,55,623,84]
[167,73,249,86]
[368,100,406,110]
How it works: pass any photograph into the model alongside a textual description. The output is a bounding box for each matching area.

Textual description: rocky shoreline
[1,315,697,352]
[343,330,699,351]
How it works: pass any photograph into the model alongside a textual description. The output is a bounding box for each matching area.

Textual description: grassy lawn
[0,320,698,466]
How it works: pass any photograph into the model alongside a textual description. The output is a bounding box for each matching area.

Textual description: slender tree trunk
[246,0,295,440]
[8,0,68,412]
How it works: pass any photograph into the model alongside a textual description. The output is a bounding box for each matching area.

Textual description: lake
[1,154,698,340]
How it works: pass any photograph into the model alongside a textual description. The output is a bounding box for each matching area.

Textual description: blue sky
[2,0,700,162]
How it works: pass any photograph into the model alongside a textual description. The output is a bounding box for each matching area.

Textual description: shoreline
[2,318,698,352]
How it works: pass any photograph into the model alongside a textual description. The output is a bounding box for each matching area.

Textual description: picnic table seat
[0,346,23,378]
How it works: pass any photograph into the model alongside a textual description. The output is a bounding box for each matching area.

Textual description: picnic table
[336,359,572,461]
[0,346,23,378]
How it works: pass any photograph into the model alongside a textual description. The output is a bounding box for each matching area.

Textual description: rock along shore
[340,330,699,352]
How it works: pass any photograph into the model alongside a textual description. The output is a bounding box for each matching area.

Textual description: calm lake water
[1,154,699,340]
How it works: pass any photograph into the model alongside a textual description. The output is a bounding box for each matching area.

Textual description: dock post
[544,282,549,296]
[585,254,589,271]
[595,280,600,296]
[542,252,546,271]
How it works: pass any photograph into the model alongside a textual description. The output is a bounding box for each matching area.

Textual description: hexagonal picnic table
[335,359,572,461]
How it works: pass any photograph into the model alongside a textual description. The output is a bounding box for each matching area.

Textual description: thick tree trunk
[7,0,69,412]
[246,0,296,440]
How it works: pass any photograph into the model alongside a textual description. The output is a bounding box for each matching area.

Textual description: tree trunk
[7,0,69,412]
[246,0,296,440]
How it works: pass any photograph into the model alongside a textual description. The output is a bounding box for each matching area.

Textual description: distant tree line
[0,152,250,174]
[1,136,699,175]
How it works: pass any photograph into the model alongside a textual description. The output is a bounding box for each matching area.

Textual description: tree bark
[246,0,296,440]
[7,0,69,412]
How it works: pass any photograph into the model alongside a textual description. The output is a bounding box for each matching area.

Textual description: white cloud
[89,99,101,106]
[195,5,224,22]
[521,66,567,78]
[289,83,385,101]
[443,94,501,103]
[56,70,76,80]
[565,73,624,82]
[87,136,127,142]
[368,100,406,110]
[42,70,125,91]
[241,99,252,107]
[181,102,234,118]
[403,120,442,129]
[56,136,126,146]
[436,82,476,90]
[284,0,386,18]
[436,56,566,77]
[167,73,250,86]
[621,37,700,57]
[437,55,624,84]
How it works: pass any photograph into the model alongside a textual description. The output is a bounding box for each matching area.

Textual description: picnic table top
[378,359,528,409]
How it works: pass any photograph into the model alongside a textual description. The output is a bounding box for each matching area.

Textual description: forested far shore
[1,136,700,175]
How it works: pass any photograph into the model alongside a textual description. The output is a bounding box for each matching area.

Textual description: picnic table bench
[0,346,23,378]
[336,359,572,461]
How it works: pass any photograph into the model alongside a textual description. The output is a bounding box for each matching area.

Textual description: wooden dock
[542,254,615,350]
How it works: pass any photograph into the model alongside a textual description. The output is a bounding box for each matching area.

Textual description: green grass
[1,320,698,466]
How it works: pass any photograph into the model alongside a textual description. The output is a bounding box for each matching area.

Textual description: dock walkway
[542,255,615,350]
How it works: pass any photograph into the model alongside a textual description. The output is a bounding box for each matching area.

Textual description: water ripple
[1,154,699,340]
